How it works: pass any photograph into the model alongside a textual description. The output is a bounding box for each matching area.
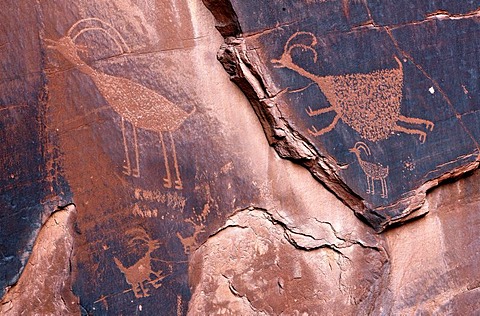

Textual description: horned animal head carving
[349,142,371,156]
[126,227,162,250]
[271,31,318,68]
[45,17,130,65]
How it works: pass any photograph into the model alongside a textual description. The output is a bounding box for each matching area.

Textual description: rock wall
[0,0,479,315]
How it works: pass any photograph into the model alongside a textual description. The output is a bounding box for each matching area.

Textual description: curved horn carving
[284,31,318,63]
[354,141,371,155]
[66,18,131,54]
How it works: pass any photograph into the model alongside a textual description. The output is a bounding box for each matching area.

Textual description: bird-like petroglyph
[46,18,194,189]
[272,31,434,143]
[349,142,389,198]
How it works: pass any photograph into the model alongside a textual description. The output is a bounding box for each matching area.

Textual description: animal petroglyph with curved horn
[46,18,194,189]
[113,228,167,298]
[349,142,389,198]
[271,32,434,143]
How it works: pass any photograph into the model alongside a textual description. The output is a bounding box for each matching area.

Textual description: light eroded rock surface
[1,205,79,315]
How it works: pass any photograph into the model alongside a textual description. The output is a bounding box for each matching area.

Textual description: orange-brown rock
[0,0,479,315]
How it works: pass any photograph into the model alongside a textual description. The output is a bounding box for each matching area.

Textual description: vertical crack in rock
[216,37,367,223]
[1,204,80,315]
[202,0,241,36]
[188,206,389,315]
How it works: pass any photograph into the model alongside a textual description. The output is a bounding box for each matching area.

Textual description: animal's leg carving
[132,284,142,298]
[121,118,132,176]
[381,178,388,198]
[393,124,427,143]
[138,282,149,297]
[366,176,372,194]
[398,115,434,131]
[160,132,172,188]
[308,114,340,136]
[306,104,336,117]
[169,131,183,190]
[150,273,165,289]
[132,127,140,177]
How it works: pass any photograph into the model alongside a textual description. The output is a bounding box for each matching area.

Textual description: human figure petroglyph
[349,142,389,198]
[271,31,434,143]
[113,228,166,298]
[46,18,194,189]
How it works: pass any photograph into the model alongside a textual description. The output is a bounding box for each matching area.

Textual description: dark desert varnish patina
[1,1,264,314]
[203,0,480,230]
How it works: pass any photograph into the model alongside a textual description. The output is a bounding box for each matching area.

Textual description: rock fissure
[204,0,480,231]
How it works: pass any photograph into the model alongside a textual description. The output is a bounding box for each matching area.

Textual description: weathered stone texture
[1,205,79,315]
[204,0,480,230]
[189,208,387,315]
[0,0,479,315]
[378,170,480,314]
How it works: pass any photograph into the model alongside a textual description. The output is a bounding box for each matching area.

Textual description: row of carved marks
[271,31,435,199]
[46,18,195,190]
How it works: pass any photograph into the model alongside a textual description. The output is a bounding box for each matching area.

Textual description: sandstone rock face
[0,1,479,315]
[0,1,73,298]
[204,0,480,230]
[1,205,78,315]
[189,208,388,315]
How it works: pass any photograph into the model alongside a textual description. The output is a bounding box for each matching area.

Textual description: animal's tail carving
[113,257,127,274]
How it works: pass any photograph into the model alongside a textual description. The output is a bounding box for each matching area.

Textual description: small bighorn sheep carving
[114,228,166,298]
[271,31,434,143]
[350,142,389,198]
[46,18,194,189]
[176,218,205,254]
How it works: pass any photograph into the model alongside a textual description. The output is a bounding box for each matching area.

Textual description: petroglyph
[132,204,158,218]
[177,201,211,254]
[134,188,186,210]
[46,18,194,189]
[349,142,389,198]
[114,228,167,298]
[272,31,434,143]
[177,218,205,254]
[176,295,183,316]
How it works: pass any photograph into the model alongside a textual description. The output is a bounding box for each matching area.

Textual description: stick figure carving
[113,228,166,298]
[271,32,434,143]
[46,18,194,189]
[349,142,389,198]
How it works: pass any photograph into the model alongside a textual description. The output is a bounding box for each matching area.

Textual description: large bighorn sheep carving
[46,18,194,189]
[271,31,434,143]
